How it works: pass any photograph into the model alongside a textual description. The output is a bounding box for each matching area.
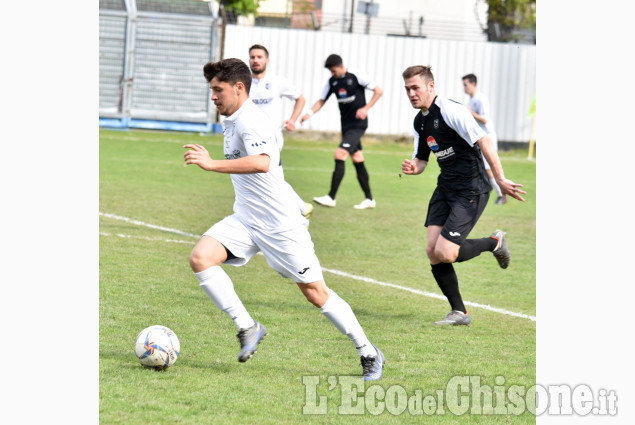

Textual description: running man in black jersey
[400,65,526,326]
[300,54,383,210]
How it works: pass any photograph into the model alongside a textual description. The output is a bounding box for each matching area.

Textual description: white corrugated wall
[223,24,535,143]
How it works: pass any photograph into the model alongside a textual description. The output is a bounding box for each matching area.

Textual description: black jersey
[413,96,491,194]
[320,71,376,131]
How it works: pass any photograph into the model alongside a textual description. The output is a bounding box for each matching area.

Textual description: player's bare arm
[401,158,427,175]
[356,86,383,120]
[299,99,326,124]
[284,95,306,131]
[470,110,487,125]
[477,137,526,201]
[184,144,271,174]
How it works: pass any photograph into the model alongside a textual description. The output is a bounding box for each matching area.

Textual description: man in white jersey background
[300,54,383,210]
[462,73,505,205]
[248,44,314,220]
[400,65,526,326]
[183,58,384,380]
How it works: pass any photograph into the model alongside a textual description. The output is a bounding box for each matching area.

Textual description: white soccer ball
[134,325,180,370]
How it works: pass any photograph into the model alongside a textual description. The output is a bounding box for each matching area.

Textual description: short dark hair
[249,44,269,57]
[324,54,343,69]
[462,73,477,84]
[402,65,434,82]
[203,58,252,93]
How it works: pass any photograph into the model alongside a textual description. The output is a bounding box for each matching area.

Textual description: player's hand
[299,114,309,125]
[183,144,215,171]
[355,107,369,120]
[283,120,296,131]
[498,179,527,202]
[401,159,416,175]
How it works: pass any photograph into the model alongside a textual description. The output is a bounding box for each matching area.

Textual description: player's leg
[329,147,349,199]
[450,192,509,267]
[313,147,349,207]
[425,190,470,324]
[257,225,384,380]
[351,148,375,209]
[191,217,265,362]
[297,280,384,380]
[343,129,374,209]
[427,227,468,319]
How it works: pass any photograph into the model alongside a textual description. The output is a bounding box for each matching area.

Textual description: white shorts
[203,214,324,284]
[481,132,498,171]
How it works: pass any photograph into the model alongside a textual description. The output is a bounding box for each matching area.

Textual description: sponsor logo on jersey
[252,97,273,105]
[337,95,356,104]
[449,231,461,237]
[342,143,351,148]
[434,146,456,159]
[265,83,271,90]
[332,81,338,86]
[347,78,353,86]
[338,88,347,98]
[225,149,242,160]
[427,136,439,151]
[298,267,310,275]
[433,119,439,129]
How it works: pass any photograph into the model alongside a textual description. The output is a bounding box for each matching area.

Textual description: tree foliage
[486,0,536,42]
[220,0,261,17]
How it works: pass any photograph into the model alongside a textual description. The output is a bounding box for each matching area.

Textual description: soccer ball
[134,325,180,370]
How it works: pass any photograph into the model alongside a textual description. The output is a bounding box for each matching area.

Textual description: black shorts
[424,187,489,245]
[338,128,365,154]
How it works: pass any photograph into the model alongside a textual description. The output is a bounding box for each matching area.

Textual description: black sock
[353,161,372,199]
[328,159,345,199]
[431,262,466,313]
[456,237,498,262]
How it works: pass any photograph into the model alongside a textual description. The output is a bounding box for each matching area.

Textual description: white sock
[195,266,255,330]
[490,177,503,197]
[320,289,376,357]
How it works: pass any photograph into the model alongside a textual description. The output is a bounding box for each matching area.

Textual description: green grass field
[100,128,536,424]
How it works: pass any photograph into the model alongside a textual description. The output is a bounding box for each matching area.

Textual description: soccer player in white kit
[248,44,314,220]
[184,58,384,380]
[462,74,505,204]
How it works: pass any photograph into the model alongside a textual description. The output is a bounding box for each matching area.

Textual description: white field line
[321,268,536,322]
[100,212,536,322]
[100,232,193,244]
[99,212,200,238]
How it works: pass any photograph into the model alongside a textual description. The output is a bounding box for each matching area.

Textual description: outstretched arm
[183,144,270,174]
[299,99,326,125]
[478,136,526,201]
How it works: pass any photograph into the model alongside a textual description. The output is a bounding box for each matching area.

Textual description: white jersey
[221,100,305,232]
[250,73,302,148]
[468,91,496,136]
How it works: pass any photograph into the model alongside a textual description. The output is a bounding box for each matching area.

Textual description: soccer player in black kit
[300,54,383,210]
[400,65,527,325]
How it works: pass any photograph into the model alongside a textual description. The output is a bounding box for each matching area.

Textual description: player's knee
[425,243,437,260]
[189,248,214,272]
[302,287,329,308]
[434,246,458,263]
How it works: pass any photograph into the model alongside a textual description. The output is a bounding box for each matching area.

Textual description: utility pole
[349,0,354,33]
[365,0,374,34]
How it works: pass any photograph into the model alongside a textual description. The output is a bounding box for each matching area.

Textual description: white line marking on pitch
[99,212,199,238]
[100,212,536,322]
[99,232,193,244]
[321,268,536,322]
